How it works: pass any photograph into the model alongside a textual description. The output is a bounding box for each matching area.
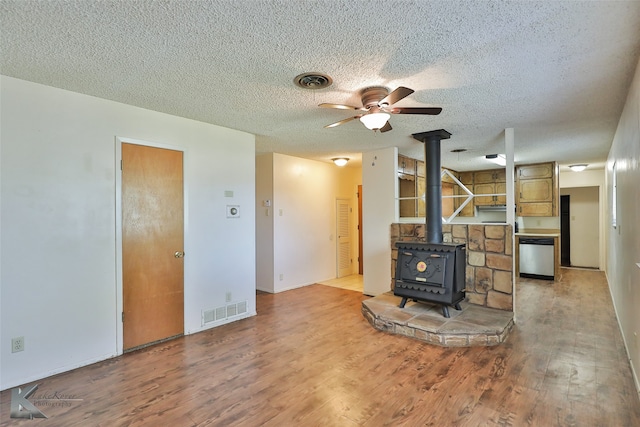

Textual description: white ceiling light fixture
[569,164,588,172]
[332,158,349,167]
[359,112,390,131]
[485,154,506,166]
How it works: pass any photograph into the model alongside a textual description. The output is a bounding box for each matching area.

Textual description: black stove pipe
[411,129,452,244]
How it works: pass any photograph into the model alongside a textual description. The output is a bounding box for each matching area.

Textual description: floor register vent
[203,301,248,325]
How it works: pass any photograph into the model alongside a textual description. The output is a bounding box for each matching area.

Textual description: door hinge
[120,160,123,171]
[121,312,124,322]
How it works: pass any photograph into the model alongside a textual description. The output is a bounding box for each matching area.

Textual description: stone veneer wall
[390,223,514,311]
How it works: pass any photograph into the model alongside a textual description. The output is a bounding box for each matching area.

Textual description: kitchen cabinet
[516,162,558,216]
[455,172,474,217]
[474,169,506,184]
[473,169,506,206]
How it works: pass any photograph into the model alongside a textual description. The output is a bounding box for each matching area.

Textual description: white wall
[362,147,398,296]
[560,187,600,268]
[606,56,640,393]
[257,153,361,293]
[0,76,256,390]
[560,169,606,270]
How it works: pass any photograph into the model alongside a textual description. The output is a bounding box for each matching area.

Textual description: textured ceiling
[2,1,640,171]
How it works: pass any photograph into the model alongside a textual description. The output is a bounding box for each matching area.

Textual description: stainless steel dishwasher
[519,237,555,280]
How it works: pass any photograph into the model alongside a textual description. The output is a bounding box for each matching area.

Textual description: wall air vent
[202,301,249,325]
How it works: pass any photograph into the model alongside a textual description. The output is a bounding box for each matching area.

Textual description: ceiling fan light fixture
[569,164,588,172]
[332,158,349,167]
[360,112,390,130]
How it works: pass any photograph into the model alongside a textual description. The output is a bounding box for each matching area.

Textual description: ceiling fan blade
[387,107,442,115]
[379,121,392,133]
[379,86,414,106]
[319,103,364,111]
[324,115,361,128]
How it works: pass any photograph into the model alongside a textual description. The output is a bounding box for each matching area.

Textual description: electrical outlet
[12,337,24,353]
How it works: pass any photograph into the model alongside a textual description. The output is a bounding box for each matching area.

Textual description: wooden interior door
[122,143,184,351]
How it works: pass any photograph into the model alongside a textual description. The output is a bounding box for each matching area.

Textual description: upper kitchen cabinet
[516,162,558,216]
[473,168,506,206]
[455,172,474,217]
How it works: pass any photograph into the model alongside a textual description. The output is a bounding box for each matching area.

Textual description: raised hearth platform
[362,292,514,347]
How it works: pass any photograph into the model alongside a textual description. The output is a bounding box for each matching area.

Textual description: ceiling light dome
[332,158,349,167]
[360,112,390,130]
[569,164,588,172]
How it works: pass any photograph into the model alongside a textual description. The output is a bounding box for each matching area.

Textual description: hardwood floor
[2,269,639,426]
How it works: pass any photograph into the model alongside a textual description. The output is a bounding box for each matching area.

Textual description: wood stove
[394,241,466,317]
[393,129,467,317]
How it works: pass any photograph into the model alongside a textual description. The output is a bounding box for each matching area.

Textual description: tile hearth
[362,292,514,347]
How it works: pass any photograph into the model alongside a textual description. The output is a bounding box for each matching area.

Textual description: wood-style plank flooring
[1,269,639,426]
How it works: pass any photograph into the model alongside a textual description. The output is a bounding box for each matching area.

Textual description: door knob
[174,251,185,258]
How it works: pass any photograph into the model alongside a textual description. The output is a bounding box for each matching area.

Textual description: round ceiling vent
[294,72,333,89]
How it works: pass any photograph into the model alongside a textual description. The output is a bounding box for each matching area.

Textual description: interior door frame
[114,136,188,355]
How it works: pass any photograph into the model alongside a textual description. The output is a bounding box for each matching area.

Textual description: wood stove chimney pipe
[411,129,452,244]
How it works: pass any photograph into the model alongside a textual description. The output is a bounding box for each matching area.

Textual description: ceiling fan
[319,86,442,132]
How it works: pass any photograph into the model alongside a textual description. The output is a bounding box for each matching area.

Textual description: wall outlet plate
[12,337,24,353]
[226,205,240,218]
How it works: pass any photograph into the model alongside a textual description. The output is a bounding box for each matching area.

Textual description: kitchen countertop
[515,228,560,237]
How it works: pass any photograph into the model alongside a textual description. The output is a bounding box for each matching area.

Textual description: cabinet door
[474,183,495,205]
[519,179,553,203]
[518,163,553,180]
[441,168,456,184]
[518,202,554,216]
[474,170,497,184]
[495,182,507,205]
[416,160,425,177]
[493,169,506,183]
[442,183,455,217]
[459,171,474,185]
[455,184,474,216]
